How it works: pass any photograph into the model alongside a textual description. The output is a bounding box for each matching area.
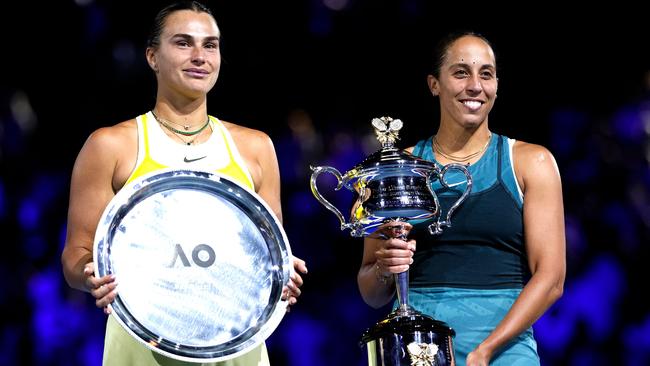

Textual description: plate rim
[93,168,292,362]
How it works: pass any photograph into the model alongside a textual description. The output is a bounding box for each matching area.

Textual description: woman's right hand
[369,222,416,277]
[83,262,118,314]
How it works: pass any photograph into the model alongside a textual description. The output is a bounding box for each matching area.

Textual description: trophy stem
[362,264,457,366]
[386,221,416,315]
[395,270,411,312]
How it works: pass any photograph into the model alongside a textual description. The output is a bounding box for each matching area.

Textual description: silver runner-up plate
[93,169,292,362]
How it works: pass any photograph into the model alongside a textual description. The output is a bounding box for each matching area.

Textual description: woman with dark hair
[61,2,307,365]
[358,32,566,365]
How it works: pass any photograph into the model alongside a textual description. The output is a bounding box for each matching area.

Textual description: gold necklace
[432,133,492,163]
[151,110,210,136]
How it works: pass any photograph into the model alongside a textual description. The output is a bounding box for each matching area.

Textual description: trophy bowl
[310,117,472,366]
[310,117,471,237]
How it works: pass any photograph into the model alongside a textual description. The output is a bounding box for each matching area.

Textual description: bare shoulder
[220,120,274,157]
[85,119,137,150]
[220,120,271,143]
[76,119,138,190]
[512,140,561,191]
[512,140,556,167]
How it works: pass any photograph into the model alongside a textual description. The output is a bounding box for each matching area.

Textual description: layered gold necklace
[151,110,211,145]
[432,133,492,163]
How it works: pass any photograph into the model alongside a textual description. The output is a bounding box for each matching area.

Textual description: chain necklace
[151,110,210,136]
[432,133,492,163]
[169,124,213,146]
[151,110,211,146]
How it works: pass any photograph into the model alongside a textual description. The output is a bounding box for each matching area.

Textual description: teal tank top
[409,134,530,289]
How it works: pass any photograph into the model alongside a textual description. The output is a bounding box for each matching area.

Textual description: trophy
[94,169,292,362]
[310,117,472,366]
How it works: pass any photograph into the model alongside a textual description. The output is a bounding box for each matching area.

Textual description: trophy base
[360,306,455,366]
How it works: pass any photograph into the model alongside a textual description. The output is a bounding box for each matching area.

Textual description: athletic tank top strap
[413,138,429,157]
[126,113,167,185]
[499,136,523,207]
[212,119,256,190]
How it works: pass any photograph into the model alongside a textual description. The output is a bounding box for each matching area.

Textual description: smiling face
[428,35,498,130]
[146,9,221,101]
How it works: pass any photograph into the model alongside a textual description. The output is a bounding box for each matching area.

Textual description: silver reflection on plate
[93,169,291,362]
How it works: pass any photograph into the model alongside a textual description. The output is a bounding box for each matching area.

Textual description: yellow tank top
[126,111,254,190]
[103,112,268,366]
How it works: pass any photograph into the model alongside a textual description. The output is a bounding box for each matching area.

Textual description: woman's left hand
[283,256,307,311]
[466,347,491,366]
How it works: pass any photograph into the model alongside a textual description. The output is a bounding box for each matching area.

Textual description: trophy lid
[348,117,437,174]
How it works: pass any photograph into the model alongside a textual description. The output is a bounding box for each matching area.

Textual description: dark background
[1,1,649,365]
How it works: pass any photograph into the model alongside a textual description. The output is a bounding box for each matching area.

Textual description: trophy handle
[423,168,443,233]
[310,165,350,231]
[428,163,473,235]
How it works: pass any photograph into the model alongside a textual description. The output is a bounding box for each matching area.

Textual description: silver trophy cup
[310,117,472,366]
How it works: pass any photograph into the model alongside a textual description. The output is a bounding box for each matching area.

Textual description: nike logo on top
[183,156,207,163]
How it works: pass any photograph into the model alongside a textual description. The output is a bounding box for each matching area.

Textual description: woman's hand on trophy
[83,262,118,314]
[370,222,416,276]
[283,256,308,312]
[466,345,491,366]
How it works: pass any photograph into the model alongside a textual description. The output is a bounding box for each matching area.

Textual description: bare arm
[467,142,566,364]
[357,224,415,309]
[252,132,283,222]
[229,125,308,305]
[61,122,135,312]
